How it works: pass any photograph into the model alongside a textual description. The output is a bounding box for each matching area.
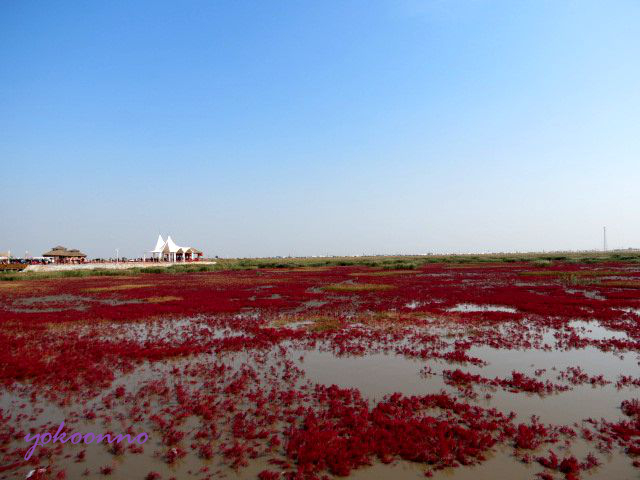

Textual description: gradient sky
[1,1,639,259]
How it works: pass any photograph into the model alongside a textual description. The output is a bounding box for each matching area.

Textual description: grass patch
[271,314,341,332]
[447,263,519,269]
[271,314,307,328]
[145,296,182,303]
[0,264,27,272]
[271,266,334,273]
[519,269,629,286]
[84,284,153,293]
[351,311,423,329]
[520,270,622,277]
[308,316,341,332]
[350,270,420,277]
[322,283,395,292]
[601,280,640,289]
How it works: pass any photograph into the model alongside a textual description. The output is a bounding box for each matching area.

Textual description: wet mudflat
[0,263,639,479]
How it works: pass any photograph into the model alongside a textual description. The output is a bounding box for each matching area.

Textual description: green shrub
[531,259,553,267]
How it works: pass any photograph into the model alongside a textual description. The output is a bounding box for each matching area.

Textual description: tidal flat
[1,262,639,479]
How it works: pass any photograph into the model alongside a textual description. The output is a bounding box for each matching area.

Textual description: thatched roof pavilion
[43,246,87,263]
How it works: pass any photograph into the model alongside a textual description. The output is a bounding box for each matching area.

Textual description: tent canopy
[151,235,165,253]
[152,235,202,258]
[165,236,180,253]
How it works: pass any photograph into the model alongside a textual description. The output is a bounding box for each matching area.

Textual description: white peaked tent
[164,236,180,254]
[150,235,203,262]
[152,235,165,255]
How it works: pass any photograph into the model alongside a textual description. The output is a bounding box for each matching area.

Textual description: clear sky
[1,1,639,259]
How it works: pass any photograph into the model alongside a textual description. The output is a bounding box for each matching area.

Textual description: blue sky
[1,1,639,258]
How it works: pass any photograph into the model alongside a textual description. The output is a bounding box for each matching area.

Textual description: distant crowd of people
[2,258,53,265]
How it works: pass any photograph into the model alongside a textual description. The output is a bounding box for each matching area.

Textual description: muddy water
[4,314,640,480]
[348,448,535,480]
[295,344,639,424]
[295,349,441,401]
[567,320,631,340]
[291,323,640,479]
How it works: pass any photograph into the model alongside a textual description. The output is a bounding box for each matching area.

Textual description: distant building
[150,235,203,262]
[43,246,87,264]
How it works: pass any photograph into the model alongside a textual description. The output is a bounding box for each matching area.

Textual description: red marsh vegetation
[0,262,639,479]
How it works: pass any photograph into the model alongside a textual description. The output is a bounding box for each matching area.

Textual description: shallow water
[3,330,639,480]
[446,303,518,313]
[566,288,606,301]
[295,341,639,424]
[5,293,143,312]
[287,344,639,478]
[295,349,441,402]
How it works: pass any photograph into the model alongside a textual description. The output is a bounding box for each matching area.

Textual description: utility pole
[116,248,119,263]
[603,226,607,252]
